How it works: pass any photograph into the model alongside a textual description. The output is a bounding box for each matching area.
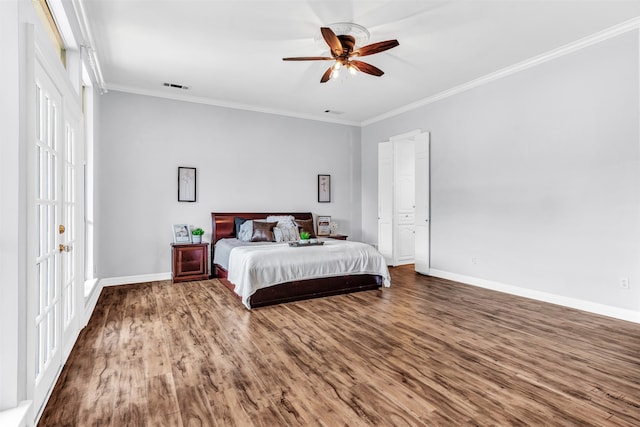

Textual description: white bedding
[226,239,391,309]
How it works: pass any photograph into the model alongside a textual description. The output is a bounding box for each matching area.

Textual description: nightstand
[171,243,209,283]
[328,234,348,240]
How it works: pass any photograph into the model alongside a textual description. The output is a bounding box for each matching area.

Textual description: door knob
[59,224,65,234]
[59,244,71,253]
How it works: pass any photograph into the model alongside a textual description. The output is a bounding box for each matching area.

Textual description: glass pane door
[62,124,76,329]
[34,66,63,409]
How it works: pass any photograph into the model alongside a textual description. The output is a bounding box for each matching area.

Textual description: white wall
[362,31,640,311]
[97,92,361,278]
[0,0,23,412]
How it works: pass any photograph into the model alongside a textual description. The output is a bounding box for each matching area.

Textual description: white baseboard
[428,269,640,324]
[99,272,171,287]
[83,282,102,326]
[0,400,32,427]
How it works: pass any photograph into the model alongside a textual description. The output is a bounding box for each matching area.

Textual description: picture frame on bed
[317,216,331,236]
[178,167,196,202]
[318,174,331,203]
[172,224,192,243]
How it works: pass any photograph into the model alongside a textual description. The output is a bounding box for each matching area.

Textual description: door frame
[414,132,431,274]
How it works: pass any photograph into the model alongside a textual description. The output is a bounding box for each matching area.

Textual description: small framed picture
[178,167,196,202]
[317,216,331,236]
[172,224,192,243]
[318,174,331,203]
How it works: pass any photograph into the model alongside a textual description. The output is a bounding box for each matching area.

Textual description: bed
[211,212,390,308]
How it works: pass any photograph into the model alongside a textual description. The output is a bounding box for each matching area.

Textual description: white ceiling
[82,1,640,125]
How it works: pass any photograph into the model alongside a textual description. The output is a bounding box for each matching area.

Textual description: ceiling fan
[283,25,399,83]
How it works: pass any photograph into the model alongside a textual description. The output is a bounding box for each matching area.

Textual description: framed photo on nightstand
[172,224,191,243]
[317,216,331,236]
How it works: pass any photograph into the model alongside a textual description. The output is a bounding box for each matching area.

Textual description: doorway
[377,130,430,273]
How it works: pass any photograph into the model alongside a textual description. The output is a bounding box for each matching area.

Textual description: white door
[393,141,415,265]
[32,59,82,416]
[414,132,430,274]
[395,224,416,264]
[61,107,83,357]
[378,142,393,264]
[379,136,420,267]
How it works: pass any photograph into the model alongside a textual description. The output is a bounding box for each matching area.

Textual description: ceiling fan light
[285,24,398,84]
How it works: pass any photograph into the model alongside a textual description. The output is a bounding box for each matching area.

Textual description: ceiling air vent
[162,82,189,90]
[324,109,344,115]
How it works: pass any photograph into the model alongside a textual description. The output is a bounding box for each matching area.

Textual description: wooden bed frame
[211,212,383,308]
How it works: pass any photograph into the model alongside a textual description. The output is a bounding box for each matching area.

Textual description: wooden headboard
[210,212,313,245]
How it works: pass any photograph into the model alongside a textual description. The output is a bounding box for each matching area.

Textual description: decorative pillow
[282,223,300,242]
[234,217,248,237]
[237,220,253,242]
[266,215,295,226]
[251,221,277,242]
[294,218,316,238]
[274,223,300,243]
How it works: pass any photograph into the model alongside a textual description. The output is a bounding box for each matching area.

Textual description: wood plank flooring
[39,266,640,426]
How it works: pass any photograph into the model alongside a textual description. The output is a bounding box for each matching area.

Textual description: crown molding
[361,17,640,127]
[101,17,640,129]
[106,84,361,127]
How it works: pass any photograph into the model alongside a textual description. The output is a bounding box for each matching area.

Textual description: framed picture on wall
[318,174,331,203]
[172,224,192,243]
[178,167,197,202]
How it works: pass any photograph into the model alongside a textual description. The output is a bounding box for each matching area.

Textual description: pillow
[234,217,248,237]
[251,221,277,242]
[281,223,300,242]
[294,218,316,238]
[266,215,295,226]
[237,220,253,242]
[273,223,300,243]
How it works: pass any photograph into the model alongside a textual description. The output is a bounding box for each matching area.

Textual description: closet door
[393,141,415,265]
[377,142,393,264]
[414,132,430,274]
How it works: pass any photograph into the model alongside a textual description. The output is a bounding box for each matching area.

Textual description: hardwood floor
[39,266,640,426]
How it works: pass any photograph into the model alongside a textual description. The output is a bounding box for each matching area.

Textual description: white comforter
[227,239,391,309]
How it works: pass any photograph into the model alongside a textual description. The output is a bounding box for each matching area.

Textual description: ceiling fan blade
[354,39,399,57]
[321,27,343,56]
[350,60,384,77]
[320,66,333,83]
[283,56,334,61]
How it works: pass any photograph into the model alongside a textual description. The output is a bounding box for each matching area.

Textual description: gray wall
[362,31,640,310]
[97,92,361,278]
